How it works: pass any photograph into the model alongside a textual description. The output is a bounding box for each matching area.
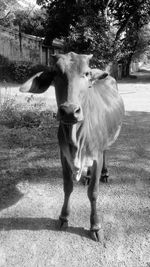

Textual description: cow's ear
[86,54,93,64]
[87,54,93,60]
[20,70,56,94]
[90,69,108,82]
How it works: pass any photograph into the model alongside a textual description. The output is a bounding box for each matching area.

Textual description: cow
[20,52,125,242]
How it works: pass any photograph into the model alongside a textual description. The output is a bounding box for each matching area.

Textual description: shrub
[8,61,49,83]
[0,107,57,149]
[8,61,32,83]
[0,55,49,83]
[0,94,56,130]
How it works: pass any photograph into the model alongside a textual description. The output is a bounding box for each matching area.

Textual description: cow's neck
[61,122,84,151]
[60,121,86,170]
[59,87,106,172]
[82,87,106,153]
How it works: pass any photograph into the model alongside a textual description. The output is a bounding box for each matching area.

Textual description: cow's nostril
[74,107,81,115]
[59,106,66,117]
[59,104,82,123]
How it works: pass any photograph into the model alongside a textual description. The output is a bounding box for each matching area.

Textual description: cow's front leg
[87,155,104,242]
[59,152,73,229]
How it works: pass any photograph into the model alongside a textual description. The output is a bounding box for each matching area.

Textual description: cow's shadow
[0,216,91,240]
[0,165,62,211]
[0,180,24,211]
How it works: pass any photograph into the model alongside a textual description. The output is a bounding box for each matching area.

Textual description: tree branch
[0,11,11,21]
[103,0,113,18]
[114,0,147,42]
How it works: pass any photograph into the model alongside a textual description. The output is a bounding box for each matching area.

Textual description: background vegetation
[0,55,49,83]
[0,0,150,73]
[36,0,150,72]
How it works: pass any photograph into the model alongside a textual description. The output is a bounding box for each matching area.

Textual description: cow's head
[20,52,108,125]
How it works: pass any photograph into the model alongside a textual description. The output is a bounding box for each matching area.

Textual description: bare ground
[0,69,150,267]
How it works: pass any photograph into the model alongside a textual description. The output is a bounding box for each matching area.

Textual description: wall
[0,26,43,64]
[0,26,64,66]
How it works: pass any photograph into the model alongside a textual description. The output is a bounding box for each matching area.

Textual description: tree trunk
[125,56,133,77]
[18,22,22,56]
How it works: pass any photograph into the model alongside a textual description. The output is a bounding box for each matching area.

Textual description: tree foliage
[0,0,20,26]
[39,0,82,43]
[1,0,150,73]
[0,0,46,37]
[66,12,114,68]
[0,0,20,17]
[36,0,150,69]
[13,8,46,37]
[111,0,150,73]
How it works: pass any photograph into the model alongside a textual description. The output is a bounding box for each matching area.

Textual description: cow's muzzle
[58,103,83,124]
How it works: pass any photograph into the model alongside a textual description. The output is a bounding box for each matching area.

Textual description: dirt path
[118,69,150,112]
[0,69,150,267]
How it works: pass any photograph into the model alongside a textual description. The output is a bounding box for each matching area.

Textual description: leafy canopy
[37,0,150,67]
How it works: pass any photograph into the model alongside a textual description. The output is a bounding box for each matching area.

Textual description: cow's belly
[106,124,122,148]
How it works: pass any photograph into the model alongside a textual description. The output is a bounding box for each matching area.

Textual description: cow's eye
[82,71,90,78]
[85,72,90,77]
[81,71,91,78]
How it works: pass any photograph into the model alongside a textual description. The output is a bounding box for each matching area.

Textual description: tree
[65,11,114,68]
[13,8,46,37]
[119,22,150,76]
[0,0,20,26]
[110,0,150,43]
[37,0,82,44]
[0,0,20,17]
[133,25,150,61]
[37,0,150,72]
[0,0,43,31]
[112,0,150,75]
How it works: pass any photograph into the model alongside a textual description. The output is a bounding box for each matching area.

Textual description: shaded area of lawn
[118,68,150,84]
[0,110,149,210]
[0,110,150,267]
[109,111,150,182]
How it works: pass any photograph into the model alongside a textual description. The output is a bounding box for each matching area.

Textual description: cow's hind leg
[59,153,73,229]
[100,151,109,183]
[87,155,104,242]
[82,167,91,185]
[84,151,109,185]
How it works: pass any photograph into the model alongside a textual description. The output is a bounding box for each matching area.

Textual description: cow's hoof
[100,171,109,183]
[90,230,101,242]
[59,217,68,230]
[90,229,105,245]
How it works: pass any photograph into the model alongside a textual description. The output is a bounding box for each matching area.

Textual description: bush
[0,55,10,65]
[0,55,49,83]
[0,106,57,148]
[9,61,49,83]
[0,96,56,130]
[0,84,57,150]
[8,61,31,83]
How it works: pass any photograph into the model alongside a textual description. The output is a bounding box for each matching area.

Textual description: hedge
[0,55,49,83]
